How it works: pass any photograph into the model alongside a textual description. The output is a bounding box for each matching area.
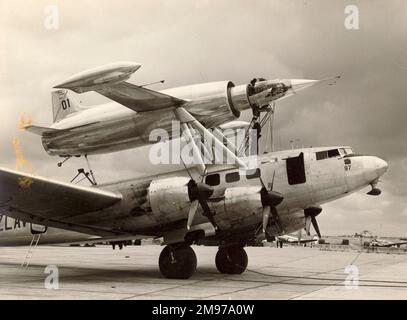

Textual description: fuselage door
[286,152,307,185]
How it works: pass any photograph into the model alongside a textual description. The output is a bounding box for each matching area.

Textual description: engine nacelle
[148,177,190,223]
[223,187,263,224]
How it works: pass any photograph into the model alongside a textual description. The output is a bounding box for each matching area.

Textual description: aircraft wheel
[159,244,197,279]
[215,245,248,274]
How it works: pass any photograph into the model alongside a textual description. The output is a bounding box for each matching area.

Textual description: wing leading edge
[0,167,122,221]
[53,61,186,112]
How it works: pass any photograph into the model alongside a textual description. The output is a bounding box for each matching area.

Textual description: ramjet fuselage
[41,79,321,157]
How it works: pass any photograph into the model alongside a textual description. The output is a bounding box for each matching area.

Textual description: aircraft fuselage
[1,146,387,247]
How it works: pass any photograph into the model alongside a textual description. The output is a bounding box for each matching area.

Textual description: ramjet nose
[289,76,341,93]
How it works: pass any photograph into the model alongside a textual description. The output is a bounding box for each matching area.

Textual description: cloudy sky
[1,0,406,236]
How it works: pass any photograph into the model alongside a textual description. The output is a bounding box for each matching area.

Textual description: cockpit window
[316,151,328,160]
[328,149,340,157]
[316,149,340,160]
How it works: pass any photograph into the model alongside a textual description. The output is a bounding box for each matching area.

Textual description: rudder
[52,90,83,123]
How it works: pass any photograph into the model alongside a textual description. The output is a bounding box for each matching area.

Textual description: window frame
[225,171,240,183]
[205,173,220,186]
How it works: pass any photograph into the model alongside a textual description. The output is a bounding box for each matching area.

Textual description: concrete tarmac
[1,245,407,300]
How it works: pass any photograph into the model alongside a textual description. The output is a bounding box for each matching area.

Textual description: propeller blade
[187,200,199,230]
[262,206,271,233]
[311,216,321,238]
[270,206,284,234]
[270,170,276,191]
[297,229,302,243]
[305,215,312,236]
[259,177,266,189]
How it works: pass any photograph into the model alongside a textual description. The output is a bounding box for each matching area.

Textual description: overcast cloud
[1,0,406,236]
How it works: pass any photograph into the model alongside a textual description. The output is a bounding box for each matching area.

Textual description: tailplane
[52,90,84,123]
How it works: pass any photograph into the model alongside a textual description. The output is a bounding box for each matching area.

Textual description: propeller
[304,206,322,238]
[186,178,215,230]
[259,171,284,233]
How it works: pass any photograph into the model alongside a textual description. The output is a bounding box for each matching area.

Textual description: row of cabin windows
[205,168,261,186]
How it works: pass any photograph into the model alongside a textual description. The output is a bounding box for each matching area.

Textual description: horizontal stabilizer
[24,125,59,136]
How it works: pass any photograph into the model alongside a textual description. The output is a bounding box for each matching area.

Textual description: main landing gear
[158,243,248,279]
[215,245,248,275]
[159,244,197,279]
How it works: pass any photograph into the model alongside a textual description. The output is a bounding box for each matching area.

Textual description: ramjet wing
[54,61,186,112]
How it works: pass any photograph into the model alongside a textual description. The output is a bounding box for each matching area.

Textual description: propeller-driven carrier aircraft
[0,62,388,279]
[0,145,387,278]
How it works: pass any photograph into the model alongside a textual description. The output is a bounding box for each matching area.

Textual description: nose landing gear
[367,180,382,196]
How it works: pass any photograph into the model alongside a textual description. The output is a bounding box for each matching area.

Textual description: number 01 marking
[61,99,71,110]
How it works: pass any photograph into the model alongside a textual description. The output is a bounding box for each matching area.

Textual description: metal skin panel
[148,177,191,223]
[223,186,263,226]
[310,151,347,203]
[0,147,388,245]
[165,81,238,127]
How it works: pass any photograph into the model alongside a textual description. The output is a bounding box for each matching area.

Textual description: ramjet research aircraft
[0,143,388,278]
[24,61,339,168]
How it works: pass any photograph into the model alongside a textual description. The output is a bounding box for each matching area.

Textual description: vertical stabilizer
[52,90,84,123]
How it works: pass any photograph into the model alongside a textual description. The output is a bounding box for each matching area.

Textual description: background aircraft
[365,237,407,248]
[274,233,319,247]
[0,145,387,279]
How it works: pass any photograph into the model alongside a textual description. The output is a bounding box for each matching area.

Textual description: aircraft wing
[376,241,407,248]
[299,238,318,243]
[53,62,186,112]
[0,167,122,234]
[95,82,185,112]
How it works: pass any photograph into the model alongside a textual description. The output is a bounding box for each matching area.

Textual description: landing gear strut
[68,155,98,186]
[159,244,197,279]
[215,245,248,274]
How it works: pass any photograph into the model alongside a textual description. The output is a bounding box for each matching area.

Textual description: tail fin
[52,90,84,123]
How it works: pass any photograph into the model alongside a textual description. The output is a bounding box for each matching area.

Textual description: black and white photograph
[0,0,406,306]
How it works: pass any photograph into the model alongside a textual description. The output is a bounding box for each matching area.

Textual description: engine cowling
[221,187,263,228]
[148,177,191,223]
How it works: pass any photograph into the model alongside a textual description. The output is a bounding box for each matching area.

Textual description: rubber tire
[159,245,197,279]
[215,246,248,274]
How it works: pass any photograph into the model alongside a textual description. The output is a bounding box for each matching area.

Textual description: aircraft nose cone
[290,79,320,92]
[375,157,388,177]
